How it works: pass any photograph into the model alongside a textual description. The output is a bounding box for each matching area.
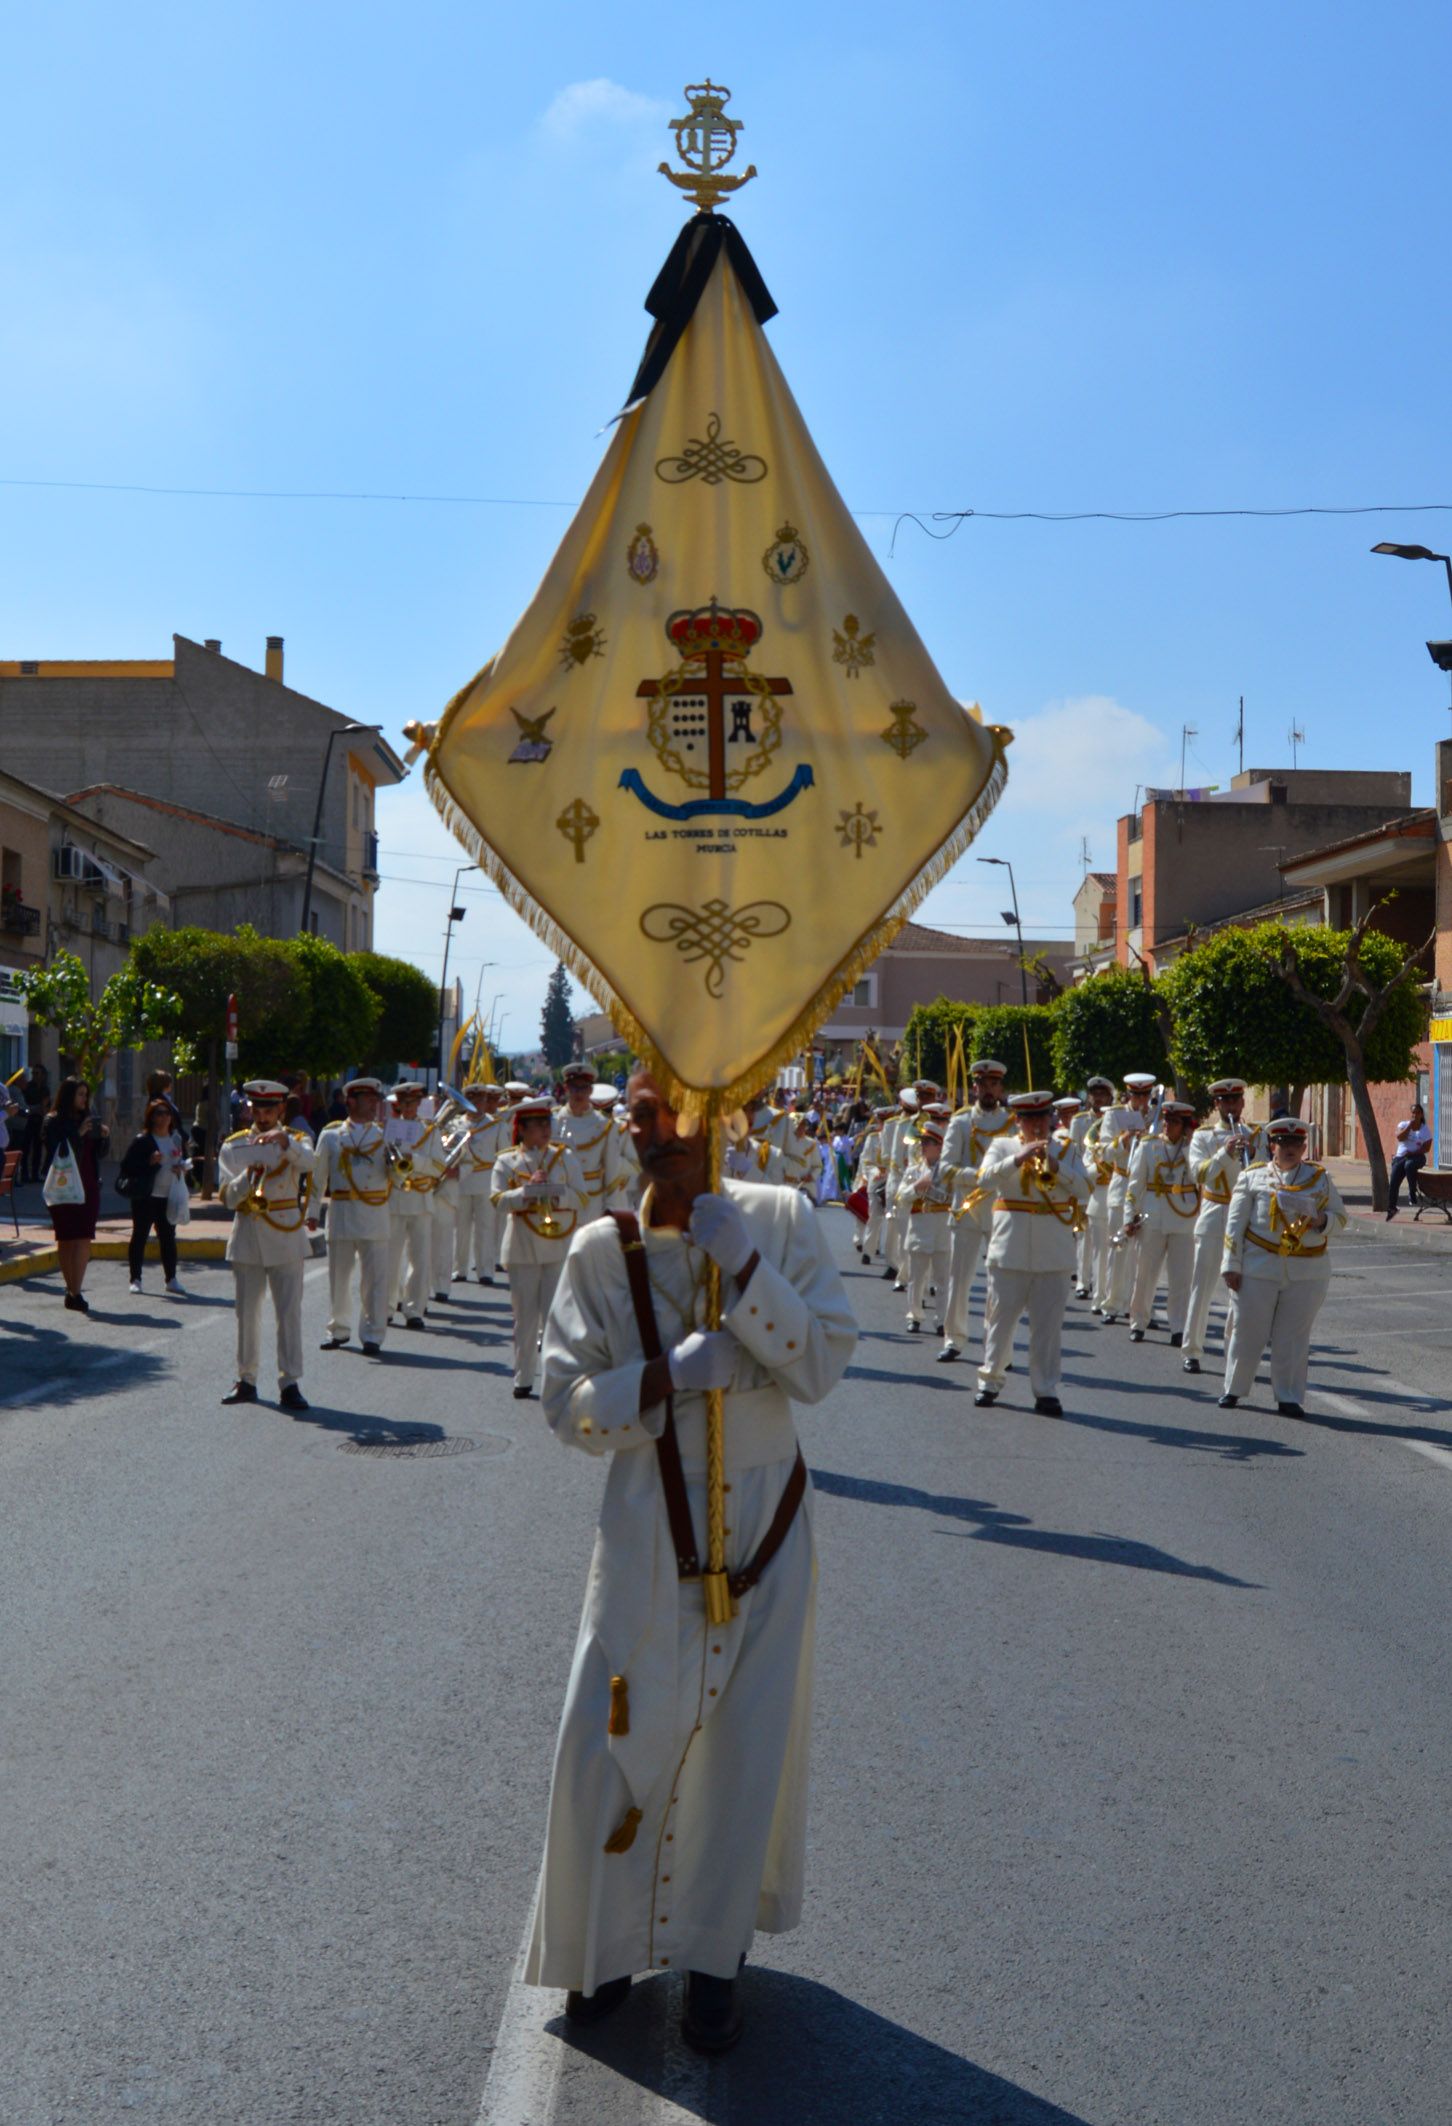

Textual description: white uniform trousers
[978,1267,1070,1400]
[1088,1199,1114,1311]
[454,1192,498,1278]
[906,1239,951,1325]
[1104,1225,1139,1317]
[507,1262,564,1390]
[327,1235,389,1347]
[1129,1226,1194,1335]
[1183,1212,1229,1359]
[861,1186,886,1260]
[388,1215,431,1321]
[1223,1275,1329,1406]
[942,1219,987,1349]
[233,1261,305,1390]
[886,1192,911,1274]
[1075,1217,1093,1292]
[430,1198,456,1297]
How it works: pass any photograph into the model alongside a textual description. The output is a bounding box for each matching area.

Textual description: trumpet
[384,1139,415,1178]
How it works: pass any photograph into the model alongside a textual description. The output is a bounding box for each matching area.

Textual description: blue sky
[4,2,1450,1054]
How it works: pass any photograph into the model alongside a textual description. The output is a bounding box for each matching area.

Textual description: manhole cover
[339,1433,511,1460]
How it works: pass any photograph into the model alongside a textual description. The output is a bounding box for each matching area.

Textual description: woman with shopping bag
[118,1095,190,1297]
[42,1077,110,1312]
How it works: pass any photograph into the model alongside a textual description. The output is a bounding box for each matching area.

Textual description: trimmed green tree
[350,952,439,1072]
[968,1004,1058,1093]
[130,924,302,1074]
[278,933,381,1081]
[901,998,977,1086]
[15,948,181,1087]
[1053,964,1170,1091]
[540,961,577,1072]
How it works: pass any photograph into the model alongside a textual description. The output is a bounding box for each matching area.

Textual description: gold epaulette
[223,1128,250,1144]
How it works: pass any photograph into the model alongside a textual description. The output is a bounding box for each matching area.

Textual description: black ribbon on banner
[620,213,779,414]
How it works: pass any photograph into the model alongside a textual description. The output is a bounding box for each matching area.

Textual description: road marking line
[1315,1388,1452,1475]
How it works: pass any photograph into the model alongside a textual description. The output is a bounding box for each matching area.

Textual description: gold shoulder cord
[339,1137,391,1207]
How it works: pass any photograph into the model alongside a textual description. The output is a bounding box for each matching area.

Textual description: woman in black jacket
[42,1077,110,1311]
[119,1096,188,1295]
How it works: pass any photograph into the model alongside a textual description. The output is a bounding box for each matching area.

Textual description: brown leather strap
[610,1212,700,1578]
[727,1449,808,1601]
[608,1211,807,1599]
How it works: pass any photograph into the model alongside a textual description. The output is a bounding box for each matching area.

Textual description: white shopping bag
[168,1173,192,1227]
[43,1142,85,1209]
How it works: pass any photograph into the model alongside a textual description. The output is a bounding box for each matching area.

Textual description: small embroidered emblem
[507,706,557,763]
[832,613,877,679]
[762,521,809,587]
[626,523,660,585]
[881,700,927,760]
[560,613,607,669]
[836,802,880,859]
[656,412,767,487]
[556,797,600,863]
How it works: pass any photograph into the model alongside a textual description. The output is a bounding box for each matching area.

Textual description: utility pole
[1235,696,1245,777]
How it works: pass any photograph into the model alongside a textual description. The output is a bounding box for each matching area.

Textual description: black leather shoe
[1182,1356,1201,1374]
[682,1971,743,2055]
[361,1342,382,1357]
[1277,1401,1306,1419]
[1034,1395,1063,1417]
[1169,1330,1184,1349]
[221,1381,257,1405]
[565,1974,631,2025]
[403,1317,426,1331]
[477,1274,494,1286]
[1129,1328,1145,1342]
[936,1344,959,1363]
[279,1384,309,1413]
[319,1336,348,1351]
[450,1271,467,1283]
[881,1266,896,1281]
[513,1384,533,1399]
[1075,1284,1090,1299]
[973,1389,997,1408]
[1218,1393,1238,1409]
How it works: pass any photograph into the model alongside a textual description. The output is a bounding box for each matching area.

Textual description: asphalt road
[2,1218,1450,2126]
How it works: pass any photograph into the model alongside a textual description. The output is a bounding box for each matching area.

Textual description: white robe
[524,1179,857,1994]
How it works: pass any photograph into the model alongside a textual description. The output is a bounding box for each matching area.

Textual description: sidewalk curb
[0,1234,228,1283]
[1339,1215,1452,1255]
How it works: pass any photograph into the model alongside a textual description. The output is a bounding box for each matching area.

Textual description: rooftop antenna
[1078,835,1093,874]
[1287,722,1306,770]
[1179,723,1198,797]
[1234,696,1244,776]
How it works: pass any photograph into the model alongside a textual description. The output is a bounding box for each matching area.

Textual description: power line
[890,501,1452,555]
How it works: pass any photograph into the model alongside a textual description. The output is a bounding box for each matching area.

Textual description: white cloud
[540,80,670,140]
[996,695,1179,827]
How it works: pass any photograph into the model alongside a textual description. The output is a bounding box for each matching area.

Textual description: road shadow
[290,1405,449,1446]
[373,1349,515,1376]
[554,1968,1100,2124]
[844,1363,963,1393]
[1060,1407,1303,1464]
[811,1468,1258,1588]
[0,1347,170,1411]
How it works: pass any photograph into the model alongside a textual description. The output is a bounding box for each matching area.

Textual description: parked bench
[1411,1171,1452,1226]
[0,1148,20,1237]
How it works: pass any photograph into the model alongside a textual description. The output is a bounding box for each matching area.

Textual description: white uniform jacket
[220,1126,317,1267]
[978,1136,1090,1274]
[1125,1136,1201,1234]
[940,1104,1014,1232]
[1190,1123,1264,1234]
[894,1159,956,1247]
[1223,1161,1347,1283]
[554,1107,629,1214]
[1072,1109,1115,1202]
[492,1142,588,1266]
[456,1114,507,1198]
[384,1115,444,1217]
[313,1121,391,1242]
[538,1181,857,1812]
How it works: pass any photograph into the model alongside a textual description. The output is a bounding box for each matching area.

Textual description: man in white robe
[525,1069,856,2054]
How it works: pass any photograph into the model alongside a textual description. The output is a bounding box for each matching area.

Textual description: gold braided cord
[422,726,1009,1120]
[701,1107,733,1623]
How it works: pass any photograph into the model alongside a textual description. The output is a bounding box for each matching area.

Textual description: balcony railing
[0,899,41,936]
[361,829,380,884]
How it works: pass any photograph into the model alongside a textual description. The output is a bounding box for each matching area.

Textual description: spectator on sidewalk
[146,1068,183,1130]
[1386,1104,1432,1219]
[42,1077,110,1313]
[120,1097,189,1295]
[20,1062,49,1183]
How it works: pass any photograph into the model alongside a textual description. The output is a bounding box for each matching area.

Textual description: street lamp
[1371,544,1452,687]
[978,855,1029,1005]
[437,864,477,1087]
[300,722,379,938]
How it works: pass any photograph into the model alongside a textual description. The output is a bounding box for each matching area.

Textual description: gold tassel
[608,1675,630,1737]
[603,1806,642,1855]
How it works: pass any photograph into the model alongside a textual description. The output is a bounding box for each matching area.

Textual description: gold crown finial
[659,80,757,216]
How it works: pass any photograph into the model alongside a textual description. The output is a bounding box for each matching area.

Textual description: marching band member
[555,1062,629,1223]
[896,1112,954,1332]
[596,1083,641,1211]
[1181,1078,1263,1375]
[937,1059,1013,1362]
[1123,1099,1200,1344]
[491,1095,588,1399]
[1071,1076,1116,1303]
[738,1091,792,1188]
[314,1077,391,1355]
[385,1081,438,1330]
[429,1106,465,1303]
[883,1082,936,1288]
[1099,1072,1157,1321]
[973,1090,1090,1417]
[524,1069,856,2051]
[453,1083,508,1284]
[219,1079,317,1410]
[1218,1116,1347,1419]
[858,1105,893,1265]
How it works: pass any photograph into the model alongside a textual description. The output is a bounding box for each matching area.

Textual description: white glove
[667,1329,737,1394]
[687,1192,754,1276]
